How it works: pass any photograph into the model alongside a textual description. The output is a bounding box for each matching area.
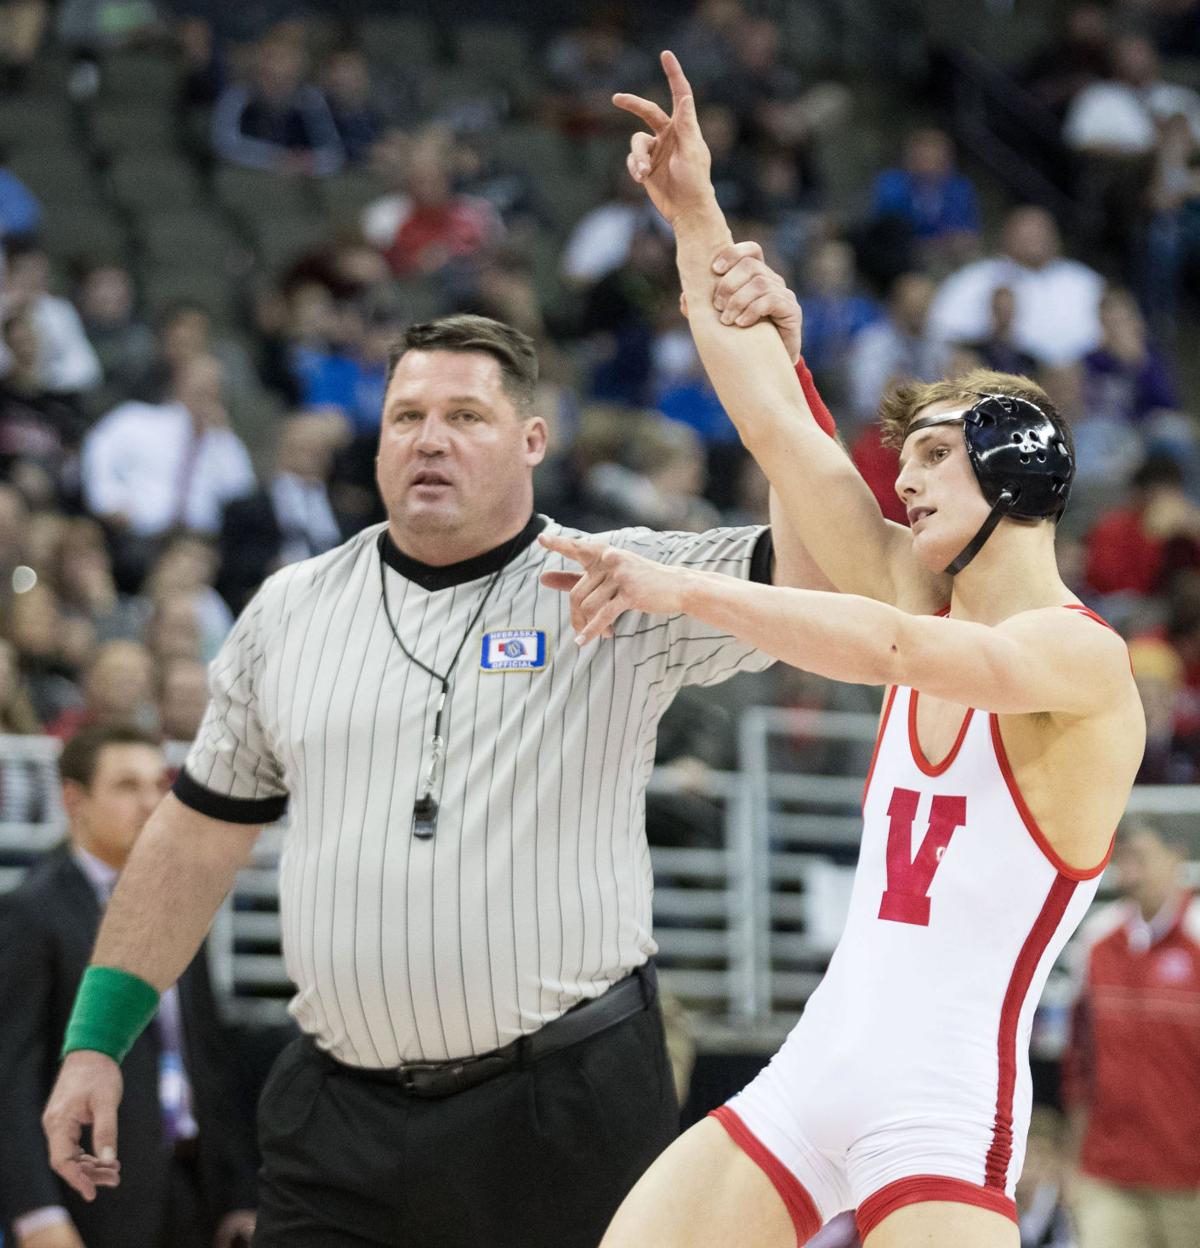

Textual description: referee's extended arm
[41,795,261,1202]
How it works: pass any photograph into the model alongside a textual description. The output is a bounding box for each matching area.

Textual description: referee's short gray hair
[388,315,539,415]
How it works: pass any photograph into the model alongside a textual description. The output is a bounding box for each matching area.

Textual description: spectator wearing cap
[1063,821,1200,1248]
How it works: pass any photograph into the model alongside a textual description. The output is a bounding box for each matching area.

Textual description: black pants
[252,992,679,1247]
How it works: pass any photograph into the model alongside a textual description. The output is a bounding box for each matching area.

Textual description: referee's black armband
[172,769,289,824]
[749,529,775,585]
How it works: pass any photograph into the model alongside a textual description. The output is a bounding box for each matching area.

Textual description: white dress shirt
[929,256,1105,367]
[1065,80,1200,153]
[82,400,256,536]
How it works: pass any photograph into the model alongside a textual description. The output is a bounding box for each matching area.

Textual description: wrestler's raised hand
[614,50,715,226]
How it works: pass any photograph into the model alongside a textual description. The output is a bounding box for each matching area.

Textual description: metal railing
[3,725,1197,1053]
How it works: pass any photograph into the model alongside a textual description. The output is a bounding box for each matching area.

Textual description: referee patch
[481,629,546,671]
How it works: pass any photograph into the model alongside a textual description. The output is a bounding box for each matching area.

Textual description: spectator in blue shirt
[870,127,981,262]
[797,239,881,385]
[0,155,40,239]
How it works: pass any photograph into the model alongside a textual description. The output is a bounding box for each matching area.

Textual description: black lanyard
[377,532,516,838]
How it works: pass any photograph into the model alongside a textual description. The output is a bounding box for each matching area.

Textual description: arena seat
[90,101,183,154]
[38,204,129,261]
[8,147,103,206]
[137,208,247,273]
[314,170,392,230]
[109,151,204,212]
[140,265,244,328]
[0,96,77,149]
[99,48,180,103]
[359,14,441,70]
[213,165,318,225]
[454,22,534,91]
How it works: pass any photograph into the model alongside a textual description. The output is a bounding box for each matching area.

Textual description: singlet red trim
[861,685,899,807]
[989,715,1114,881]
[1063,602,1117,633]
[709,1106,822,1245]
[984,873,1078,1193]
[857,1175,1017,1242]
[908,689,974,777]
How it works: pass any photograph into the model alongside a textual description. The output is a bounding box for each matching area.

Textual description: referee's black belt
[317,962,657,1099]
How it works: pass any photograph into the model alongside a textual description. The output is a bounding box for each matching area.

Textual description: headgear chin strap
[903,394,1074,576]
[943,488,1015,576]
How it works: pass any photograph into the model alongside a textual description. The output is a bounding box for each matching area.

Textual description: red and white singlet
[715,655,1113,1244]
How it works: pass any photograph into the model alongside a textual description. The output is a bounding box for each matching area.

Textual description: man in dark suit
[0,724,257,1248]
[217,413,342,612]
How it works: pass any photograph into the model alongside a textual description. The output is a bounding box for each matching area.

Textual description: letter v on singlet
[878,787,968,927]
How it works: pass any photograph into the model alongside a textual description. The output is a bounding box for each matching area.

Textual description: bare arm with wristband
[42,797,260,1201]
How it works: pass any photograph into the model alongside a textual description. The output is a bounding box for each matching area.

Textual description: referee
[42,303,814,1248]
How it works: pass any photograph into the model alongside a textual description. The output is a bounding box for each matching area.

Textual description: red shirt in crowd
[383,196,499,277]
[1084,506,1164,596]
[1062,893,1200,1189]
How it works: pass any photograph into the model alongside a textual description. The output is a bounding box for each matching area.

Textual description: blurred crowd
[1,1,1200,789]
[0,2,1198,1245]
[0,3,1200,773]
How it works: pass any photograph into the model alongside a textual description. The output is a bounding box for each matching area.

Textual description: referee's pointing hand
[539,533,689,644]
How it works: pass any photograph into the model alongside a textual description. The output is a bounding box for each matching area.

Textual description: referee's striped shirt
[174,514,773,1066]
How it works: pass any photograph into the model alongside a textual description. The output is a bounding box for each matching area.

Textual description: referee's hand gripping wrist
[43,1050,124,1202]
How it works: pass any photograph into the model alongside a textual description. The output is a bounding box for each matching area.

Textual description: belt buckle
[396,1061,448,1093]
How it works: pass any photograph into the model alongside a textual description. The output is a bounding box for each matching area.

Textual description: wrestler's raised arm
[616,53,945,613]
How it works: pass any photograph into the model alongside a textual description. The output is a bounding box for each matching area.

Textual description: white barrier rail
[3,725,1197,1052]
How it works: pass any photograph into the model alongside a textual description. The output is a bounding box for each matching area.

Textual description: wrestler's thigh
[601,1117,797,1248]
[864,1200,1019,1248]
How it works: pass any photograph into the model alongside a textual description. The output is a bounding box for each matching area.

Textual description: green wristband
[62,966,160,1063]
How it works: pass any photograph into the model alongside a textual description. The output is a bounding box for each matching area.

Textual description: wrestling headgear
[903,393,1074,575]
